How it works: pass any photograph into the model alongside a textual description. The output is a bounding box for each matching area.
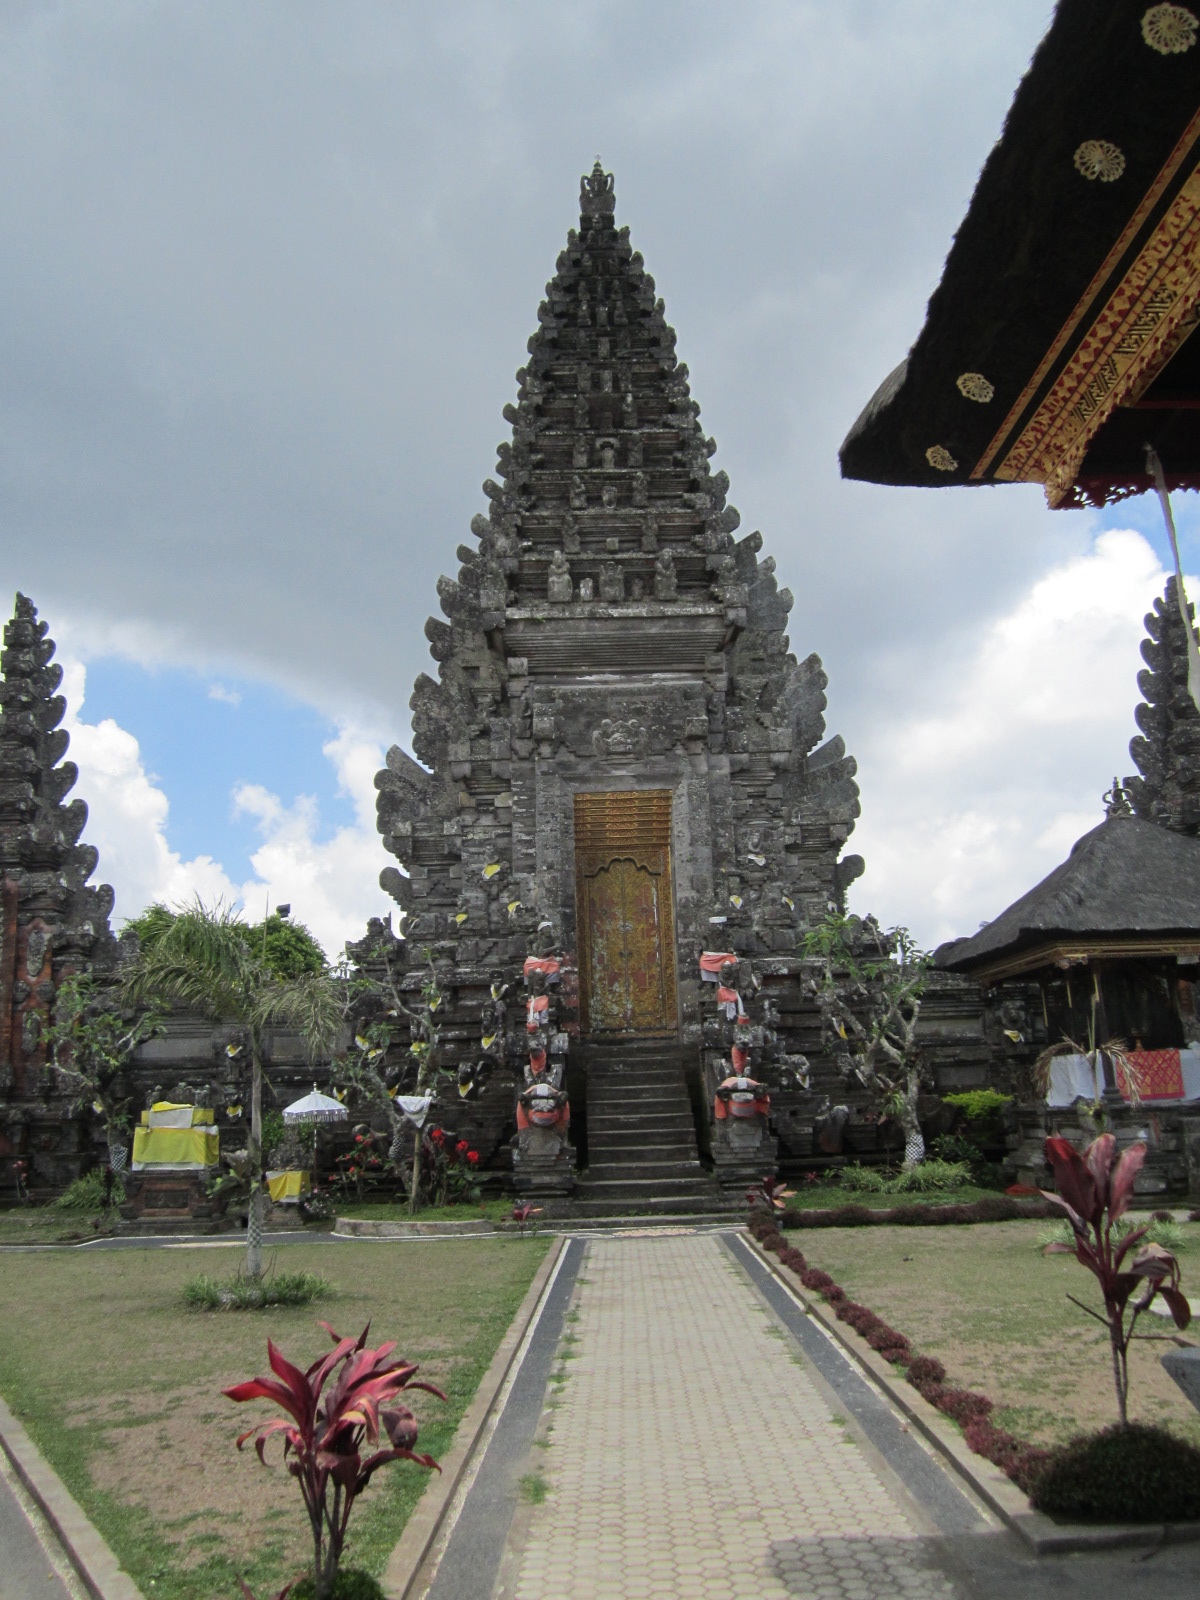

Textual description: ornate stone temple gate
[371,164,864,1208]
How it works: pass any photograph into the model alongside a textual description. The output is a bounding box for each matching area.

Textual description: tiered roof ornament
[1125,576,1200,834]
[376,161,861,959]
[0,594,116,1096]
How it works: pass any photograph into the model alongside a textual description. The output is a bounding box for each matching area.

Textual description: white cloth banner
[1046,1055,1103,1107]
[397,1094,433,1128]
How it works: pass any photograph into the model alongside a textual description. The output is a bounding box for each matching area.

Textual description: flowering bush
[332,1129,392,1204]
[422,1127,482,1207]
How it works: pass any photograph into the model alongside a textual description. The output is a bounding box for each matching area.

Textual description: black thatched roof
[934,815,1200,975]
[840,1,1200,508]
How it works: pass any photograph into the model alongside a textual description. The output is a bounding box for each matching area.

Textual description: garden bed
[0,1235,549,1599]
[790,1218,1200,1451]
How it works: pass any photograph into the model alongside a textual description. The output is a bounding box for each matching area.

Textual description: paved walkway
[496,1234,965,1600]
[0,1448,82,1600]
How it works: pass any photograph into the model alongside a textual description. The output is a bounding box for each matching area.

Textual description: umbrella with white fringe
[283,1085,349,1125]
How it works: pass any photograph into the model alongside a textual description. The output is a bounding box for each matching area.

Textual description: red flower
[355,1134,365,1144]
[430,1128,445,1145]
[455,1139,469,1155]
[467,1151,479,1166]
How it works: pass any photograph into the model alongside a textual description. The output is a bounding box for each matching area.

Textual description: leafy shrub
[1037,1216,1183,1253]
[260,1110,287,1161]
[53,1169,125,1211]
[289,1571,387,1600]
[905,1355,947,1388]
[929,1387,993,1425]
[838,1164,891,1193]
[838,1160,971,1195]
[779,1194,1058,1230]
[963,1418,1050,1494]
[942,1090,1012,1121]
[1030,1424,1200,1523]
[183,1270,333,1311]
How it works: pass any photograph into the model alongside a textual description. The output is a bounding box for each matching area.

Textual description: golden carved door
[574,790,677,1035]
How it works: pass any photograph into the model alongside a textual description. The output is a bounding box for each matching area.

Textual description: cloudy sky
[2,0,1196,957]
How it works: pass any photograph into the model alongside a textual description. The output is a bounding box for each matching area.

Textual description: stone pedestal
[711,1115,777,1194]
[119,1170,223,1233]
[511,1125,576,1196]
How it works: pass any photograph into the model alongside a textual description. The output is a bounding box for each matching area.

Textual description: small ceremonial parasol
[283,1085,349,1125]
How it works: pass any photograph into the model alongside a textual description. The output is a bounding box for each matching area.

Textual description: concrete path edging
[382,1234,566,1600]
[741,1231,1200,1555]
[0,1394,142,1600]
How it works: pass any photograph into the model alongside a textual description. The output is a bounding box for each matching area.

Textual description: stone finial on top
[581,161,615,218]
[1103,777,1133,819]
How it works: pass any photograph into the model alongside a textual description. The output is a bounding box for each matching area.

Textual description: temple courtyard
[1,1219,1198,1600]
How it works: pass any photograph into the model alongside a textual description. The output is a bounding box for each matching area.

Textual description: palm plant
[122,901,345,1279]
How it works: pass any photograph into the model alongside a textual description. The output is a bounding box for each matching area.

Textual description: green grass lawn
[0,1235,549,1599]
[0,1206,110,1245]
[795,1218,1200,1450]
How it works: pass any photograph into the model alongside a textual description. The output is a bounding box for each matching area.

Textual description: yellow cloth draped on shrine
[131,1126,219,1168]
[266,1170,311,1203]
[139,1104,216,1128]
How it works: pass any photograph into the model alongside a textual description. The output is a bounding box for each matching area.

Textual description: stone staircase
[573,1039,725,1216]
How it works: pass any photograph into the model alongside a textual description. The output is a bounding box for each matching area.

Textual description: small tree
[337,951,451,1214]
[802,912,932,1164]
[49,974,164,1167]
[123,901,344,1280]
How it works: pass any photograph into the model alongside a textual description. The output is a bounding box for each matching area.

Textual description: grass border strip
[0,1392,143,1599]
[382,1234,566,1600]
[739,1229,1200,1555]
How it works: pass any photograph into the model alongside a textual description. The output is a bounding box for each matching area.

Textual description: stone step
[578,1175,717,1198]
[588,1131,698,1156]
[566,1194,726,1217]
[587,1063,689,1080]
[587,1090,689,1110]
[586,1161,705,1182]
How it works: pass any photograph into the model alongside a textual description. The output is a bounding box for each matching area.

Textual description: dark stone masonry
[365,165,872,1207]
[0,595,119,1190]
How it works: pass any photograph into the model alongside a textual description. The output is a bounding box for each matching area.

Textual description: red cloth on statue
[1118,1049,1184,1100]
[523,955,561,982]
[526,994,550,1031]
[700,951,736,980]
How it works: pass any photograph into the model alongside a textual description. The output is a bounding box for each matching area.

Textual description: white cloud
[207,682,242,705]
[58,657,395,958]
[847,529,1192,950]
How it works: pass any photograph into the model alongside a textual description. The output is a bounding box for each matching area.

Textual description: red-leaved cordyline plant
[511,1201,543,1234]
[746,1174,795,1214]
[225,1322,445,1600]
[1030,1134,1191,1425]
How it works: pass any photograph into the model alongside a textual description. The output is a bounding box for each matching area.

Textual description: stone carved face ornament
[591,717,648,757]
[24,927,49,976]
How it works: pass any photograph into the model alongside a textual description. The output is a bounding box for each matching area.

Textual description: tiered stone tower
[1125,576,1200,836]
[373,165,862,1207]
[0,595,118,1189]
